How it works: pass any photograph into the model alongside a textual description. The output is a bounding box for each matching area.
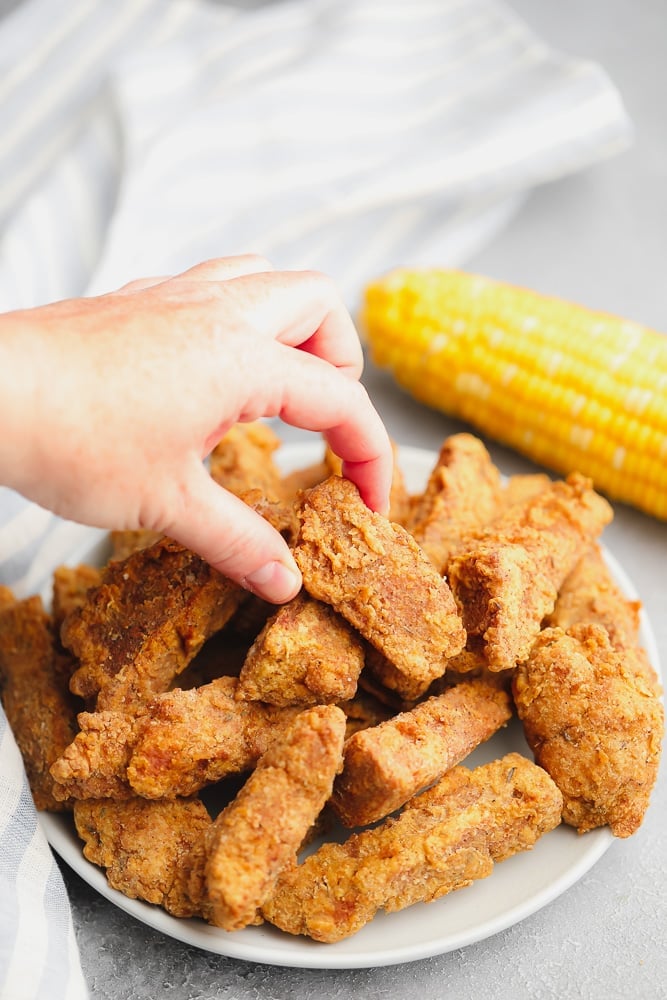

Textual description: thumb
[164,461,302,604]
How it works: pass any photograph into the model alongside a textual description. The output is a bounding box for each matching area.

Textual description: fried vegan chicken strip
[50,677,303,801]
[51,564,103,632]
[74,796,211,917]
[261,753,562,942]
[294,477,466,700]
[209,420,284,499]
[513,624,664,837]
[331,679,512,827]
[236,591,365,706]
[62,537,244,712]
[447,473,613,671]
[0,596,79,810]
[406,433,502,573]
[199,705,346,931]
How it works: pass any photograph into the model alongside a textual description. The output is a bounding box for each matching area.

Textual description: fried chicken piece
[50,710,141,801]
[548,543,640,645]
[50,676,303,801]
[209,420,284,499]
[295,477,465,700]
[0,585,15,612]
[405,434,502,573]
[261,753,562,942]
[236,592,365,706]
[331,679,512,826]
[337,690,393,739]
[513,624,664,837]
[109,529,163,561]
[198,705,346,930]
[127,677,303,799]
[0,596,79,810]
[74,796,211,917]
[324,441,411,526]
[62,537,243,712]
[499,473,552,512]
[547,543,659,693]
[279,459,330,504]
[51,564,103,632]
[446,473,613,671]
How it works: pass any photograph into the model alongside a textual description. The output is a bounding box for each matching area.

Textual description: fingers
[252,343,393,514]
[112,254,274,296]
[164,460,302,604]
[230,269,365,378]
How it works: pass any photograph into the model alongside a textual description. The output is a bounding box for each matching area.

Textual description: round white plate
[40,443,662,969]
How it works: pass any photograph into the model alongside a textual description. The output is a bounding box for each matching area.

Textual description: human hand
[0,255,392,602]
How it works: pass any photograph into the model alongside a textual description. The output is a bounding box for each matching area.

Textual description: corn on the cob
[362,269,667,521]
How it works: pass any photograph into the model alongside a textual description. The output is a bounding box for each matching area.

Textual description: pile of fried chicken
[0,425,663,943]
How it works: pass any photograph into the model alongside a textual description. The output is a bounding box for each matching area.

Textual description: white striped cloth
[0,0,631,996]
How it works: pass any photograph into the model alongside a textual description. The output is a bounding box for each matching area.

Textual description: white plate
[40,443,662,969]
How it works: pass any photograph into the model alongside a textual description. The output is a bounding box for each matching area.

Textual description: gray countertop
[3,1,666,997]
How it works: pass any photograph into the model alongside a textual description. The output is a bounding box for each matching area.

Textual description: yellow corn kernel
[361,269,667,521]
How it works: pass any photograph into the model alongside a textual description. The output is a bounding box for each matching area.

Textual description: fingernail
[243,560,301,603]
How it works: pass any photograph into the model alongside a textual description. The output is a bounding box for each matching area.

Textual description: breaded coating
[547,543,659,693]
[331,679,512,826]
[74,796,211,917]
[406,434,502,573]
[62,537,243,712]
[209,420,284,499]
[127,677,303,799]
[447,473,613,671]
[548,542,641,646]
[513,624,664,837]
[50,710,141,801]
[337,690,393,739]
[0,597,79,810]
[261,753,562,942]
[325,441,411,526]
[0,585,15,612]
[200,705,346,930]
[499,473,552,512]
[51,564,103,632]
[236,592,365,706]
[294,477,466,700]
[50,676,302,801]
[109,529,163,561]
[279,459,330,504]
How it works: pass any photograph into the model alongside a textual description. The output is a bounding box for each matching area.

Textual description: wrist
[0,310,47,497]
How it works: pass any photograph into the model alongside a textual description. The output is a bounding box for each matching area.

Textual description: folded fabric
[0,0,632,997]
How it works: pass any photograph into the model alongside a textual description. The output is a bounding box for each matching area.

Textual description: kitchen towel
[0,1,632,996]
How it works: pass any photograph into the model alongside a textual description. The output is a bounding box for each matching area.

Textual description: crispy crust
[200,705,346,930]
[513,624,664,837]
[295,477,465,700]
[261,753,562,942]
[236,592,365,706]
[447,473,613,671]
[0,597,79,810]
[62,537,243,712]
[331,679,512,826]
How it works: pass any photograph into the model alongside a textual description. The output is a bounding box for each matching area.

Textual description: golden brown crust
[0,597,79,810]
[261,754,562,942]
[74,796,211,917]
[295,476,465,700]
[51,564,103,632]
[447,473,613,671]
[109,529,163,561]
[199,705,346,930]
[406,433,502,572]
[62,537,243,712]
[236,592,365,706]
[209,420,284,499]
[513,623,664,837]
[331,679,512,826]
